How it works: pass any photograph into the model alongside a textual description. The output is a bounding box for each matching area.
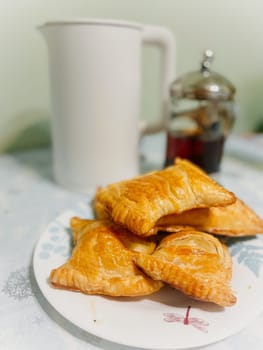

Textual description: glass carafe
[165,50,236,173]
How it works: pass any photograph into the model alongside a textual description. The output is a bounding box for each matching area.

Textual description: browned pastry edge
[132,252,236,307]
[94,158,236,236]
[152,198,263,237]
[132,230,236,307]
[49,219,163,297]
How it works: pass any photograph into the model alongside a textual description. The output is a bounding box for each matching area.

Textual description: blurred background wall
[1,0,263,152]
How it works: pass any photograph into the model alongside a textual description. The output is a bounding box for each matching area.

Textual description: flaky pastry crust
[50,219,162,297]
[153,198,263,236]
[94,158,235,236]
[133,230,236,307]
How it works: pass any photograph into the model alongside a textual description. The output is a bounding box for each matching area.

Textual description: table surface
[0,133,263,350]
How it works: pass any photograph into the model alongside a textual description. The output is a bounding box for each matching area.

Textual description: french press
[165,49,236,173]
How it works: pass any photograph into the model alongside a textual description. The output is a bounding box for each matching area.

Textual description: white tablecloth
[0,134,263,350]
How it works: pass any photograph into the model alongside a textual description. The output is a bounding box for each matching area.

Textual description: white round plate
[33,202,263,350]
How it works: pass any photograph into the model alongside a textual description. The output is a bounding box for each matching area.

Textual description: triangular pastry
[70,216,157,254]
[152,198,263,237]
[50,219,162,296]
[132,230,236,307]
[94,158,235,237]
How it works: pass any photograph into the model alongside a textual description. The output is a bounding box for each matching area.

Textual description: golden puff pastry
[132,230,236,307]
[70,216,156,254]
[94,158,236,237]
[70,216,93,243]
[153,198,263,237]
[50,219,162,297]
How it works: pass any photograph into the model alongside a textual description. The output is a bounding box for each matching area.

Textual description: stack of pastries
[49,158,263,307]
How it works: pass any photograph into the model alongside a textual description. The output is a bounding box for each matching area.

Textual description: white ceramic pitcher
[39,19,175,192]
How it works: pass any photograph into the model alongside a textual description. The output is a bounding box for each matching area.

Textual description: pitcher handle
[140,26,176,134]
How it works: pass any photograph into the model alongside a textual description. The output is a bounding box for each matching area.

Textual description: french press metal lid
[170,49,236,101]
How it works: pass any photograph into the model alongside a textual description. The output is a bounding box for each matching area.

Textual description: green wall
[1,0,263,151]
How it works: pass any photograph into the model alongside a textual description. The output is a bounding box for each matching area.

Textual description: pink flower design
[163,306,209,333]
